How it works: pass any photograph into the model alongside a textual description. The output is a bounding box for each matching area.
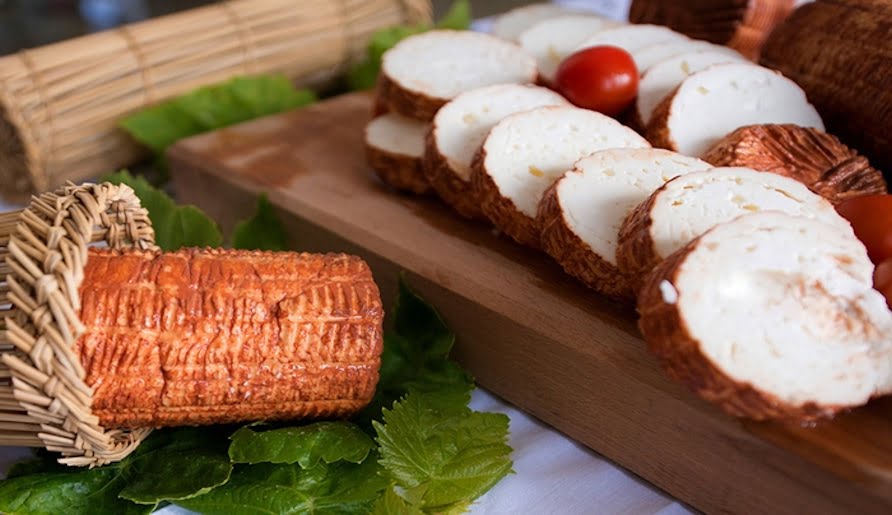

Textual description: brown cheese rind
[644,87,680,151]
[702,124,888,204]
[637,238,844,422]
[615,190,663,296]
[538,182,635,300]
[366,138,432,195]
[471,146,541,248]
[423,128,486,220]
[376,71,444,122]
[76,248,384,428]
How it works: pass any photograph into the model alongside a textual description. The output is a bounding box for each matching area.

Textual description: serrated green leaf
[371,486,424,515]
[231,193,288,251]
[176,458,387,515]
[229,422,374,467]
[347,25,427,90]
[118,427,232,504]
[374,392,513,512]
[120,102,205,155]
[227,75,317,117]
[436,0,471,30]
[102,170,223,250]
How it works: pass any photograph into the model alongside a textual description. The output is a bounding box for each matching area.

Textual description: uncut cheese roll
[425,84,568,219]
[378,30,537,121]
[471,105,649,248]
[638,212,892,421]
[538,149,710,299]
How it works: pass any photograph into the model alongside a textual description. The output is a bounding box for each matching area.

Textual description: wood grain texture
[168,92,892,515]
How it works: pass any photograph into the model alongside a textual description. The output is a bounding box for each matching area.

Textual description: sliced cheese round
[472,105,650,247]
[491,3,579,41]
[646,63,824,157]
[519,15,621,84]
[425,84,569,219]
[636,50,750,128]
[638,211,892,421]
[618,167,853,292]
[365,113,430,194]
[632,40,742,74]
[538,148,710,298]
[379,30,537,121]
[575,24,688,54]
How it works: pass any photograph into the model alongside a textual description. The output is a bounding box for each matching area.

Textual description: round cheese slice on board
[575,24,689,55]
[638,211,892,421]
[617,166,853,292]
[519,15,621,84]
[471,105,650,248]
[631,40,743,75]
[379,30,537,121]
[425,84,569,219]
[491,3,580,41]
[646,63,824,157]
[538,148,710,299]
[365,113,431,195]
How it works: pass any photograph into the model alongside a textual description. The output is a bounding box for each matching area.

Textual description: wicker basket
[0,0,431,201]
[0,183,156,466]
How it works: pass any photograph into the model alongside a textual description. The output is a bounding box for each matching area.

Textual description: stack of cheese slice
[471,106,650,247]
[365,30,537,194]
[538,148,711,299]
[638,211,892,420]
[617,167,853,292]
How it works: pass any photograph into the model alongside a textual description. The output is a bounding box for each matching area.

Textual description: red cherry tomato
[875,259,892,309]
[554,45,638,117]
[836,195,892,263]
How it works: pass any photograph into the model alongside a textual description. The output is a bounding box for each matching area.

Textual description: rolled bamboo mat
[0,0,431,201]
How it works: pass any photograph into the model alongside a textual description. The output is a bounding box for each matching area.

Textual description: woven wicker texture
[0,0,432,200]
[0,183,156,466]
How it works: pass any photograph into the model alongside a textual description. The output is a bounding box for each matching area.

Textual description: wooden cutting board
[168,92,892,515]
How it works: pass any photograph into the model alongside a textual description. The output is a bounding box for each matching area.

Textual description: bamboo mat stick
[0,0,431,200]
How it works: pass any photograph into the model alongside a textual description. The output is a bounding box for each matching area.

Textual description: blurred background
[0,1,628,55]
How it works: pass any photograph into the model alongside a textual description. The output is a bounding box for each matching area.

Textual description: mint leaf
[371,486,424,515]
[118,427,232,504]
[103,170,223,250]
[229,422,373,467]
[436,0,471,30]
[120,75,315,156]
[374,392,513,512]
[0,468,153,515]
[231,193,288,251]
[176,458,387,515]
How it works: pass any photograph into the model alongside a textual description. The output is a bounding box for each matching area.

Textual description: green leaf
[347,25,427,90]
[374,392,513,512]
[5,451,66,479]
[102,170,223,250]
[436,0,471,30]
[118,427,233,504]
[176,458,388,515]
[119,74,316,156]
[371,486,424,515]
[231,193,288,251]
[229,422,374,468]
[0,468,153,515]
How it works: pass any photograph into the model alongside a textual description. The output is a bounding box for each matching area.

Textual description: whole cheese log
[638,212,892,421]
[75,248,384,428]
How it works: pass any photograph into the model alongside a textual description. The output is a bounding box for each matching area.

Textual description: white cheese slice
[632,41,743,74]
[519,15,622,83]
[491,3,580,41]
[575,24,689,54]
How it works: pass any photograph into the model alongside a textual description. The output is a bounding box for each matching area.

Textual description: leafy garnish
[102,170,223,250]
[0,468,154,515]
[121,75,316,158]
[374,391,513,513]
[231,193,288,251]
[176,459,388,515]
[347,0,471,90]
[229,422,374,467]
[371,486,424,515]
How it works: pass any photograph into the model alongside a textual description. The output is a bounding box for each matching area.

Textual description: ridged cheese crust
[471,105,649,247]
[638,212,892,421]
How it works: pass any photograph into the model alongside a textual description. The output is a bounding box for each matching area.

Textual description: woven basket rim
[0,182,157,466]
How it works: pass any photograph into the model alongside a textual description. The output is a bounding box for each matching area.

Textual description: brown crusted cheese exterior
[470,146,541,248]
[422,126,486,220]
[637,239,844,422]
[76,248,384,428]
[615,189,664,296]
[366,138,432,195]
[538,181,634,300]
[376,71,445,122]
[702,124,888,204]
[644,87,680,152]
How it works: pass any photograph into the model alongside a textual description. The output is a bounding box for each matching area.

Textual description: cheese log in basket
[0,183,383,466]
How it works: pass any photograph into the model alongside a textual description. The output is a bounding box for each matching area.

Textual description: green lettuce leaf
[176,458,387,515]
[120,75,315,157]
[0,467,152,515]
[102,170,223,250]
[231,193,288,251]
[229,422,373,467]
[374,391,513,513]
